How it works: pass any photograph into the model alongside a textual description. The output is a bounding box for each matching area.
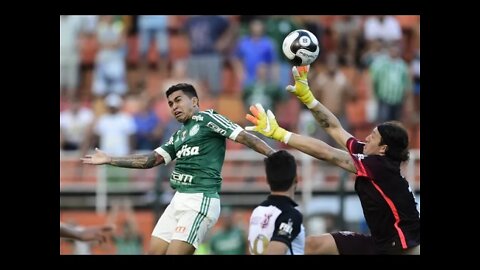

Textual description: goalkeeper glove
[285,65,319,109]
[245,103,292,144]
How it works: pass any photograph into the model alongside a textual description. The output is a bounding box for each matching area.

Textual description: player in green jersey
[82,83,276,255]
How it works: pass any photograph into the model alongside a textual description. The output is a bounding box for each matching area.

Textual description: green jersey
[154,109,243,198]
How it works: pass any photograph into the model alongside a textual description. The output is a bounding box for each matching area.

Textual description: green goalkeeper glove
[285,65,319,109]
[245,103,292,144]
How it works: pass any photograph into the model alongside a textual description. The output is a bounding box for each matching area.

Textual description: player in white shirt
[248,150,305,255]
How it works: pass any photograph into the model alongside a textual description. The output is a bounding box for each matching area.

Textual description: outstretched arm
[287,133,356,173]
[81,148,164,169]
[235,130,276,157]
[245,103,356,173]
[286,65,354,149]
[60,222,114,243]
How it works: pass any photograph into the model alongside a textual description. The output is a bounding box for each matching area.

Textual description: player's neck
[270,191,293,199]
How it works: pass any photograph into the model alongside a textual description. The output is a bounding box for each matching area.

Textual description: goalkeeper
[245,65,420,255]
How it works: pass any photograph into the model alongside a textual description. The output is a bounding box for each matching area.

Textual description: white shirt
[94,112,136,156]
[60,108,94,145]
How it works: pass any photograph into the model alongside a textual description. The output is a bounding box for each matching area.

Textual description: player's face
[364,127,387,156]
[167,90,197,123]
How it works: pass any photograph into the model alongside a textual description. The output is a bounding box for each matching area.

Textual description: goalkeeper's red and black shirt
[346,137,420,253]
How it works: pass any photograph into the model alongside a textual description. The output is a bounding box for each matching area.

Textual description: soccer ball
[282,29,320,66]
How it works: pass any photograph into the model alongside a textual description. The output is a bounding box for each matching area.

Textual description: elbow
[144,164,154,169]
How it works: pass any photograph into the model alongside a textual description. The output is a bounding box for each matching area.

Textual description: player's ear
[192,96,199,107]
[379,144,388,155]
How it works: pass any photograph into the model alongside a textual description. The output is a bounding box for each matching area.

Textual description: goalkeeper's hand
[285,65,319,109]
[245,103,292,144]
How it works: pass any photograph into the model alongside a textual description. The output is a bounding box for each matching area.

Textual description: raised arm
[245,104,356,173]
[81,148,165,169]
[308,102,353,150]
[286,65,353,149]
[235,130,276,157]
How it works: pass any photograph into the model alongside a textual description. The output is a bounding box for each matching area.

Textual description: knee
[146,247,160,255]
[305,235,322,254]
[147,246,166,255]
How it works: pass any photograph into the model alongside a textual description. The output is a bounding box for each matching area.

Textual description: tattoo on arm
[238,131,275,156]
[111,152,158,169]
[330,150,356,174]
[310,109,330,128]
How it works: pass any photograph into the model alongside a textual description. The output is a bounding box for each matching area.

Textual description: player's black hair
[165,83,199,106]
[377,121,410,162]
[264,150,297,192]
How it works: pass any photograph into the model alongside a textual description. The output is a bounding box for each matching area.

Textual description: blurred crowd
[60,15,420,158]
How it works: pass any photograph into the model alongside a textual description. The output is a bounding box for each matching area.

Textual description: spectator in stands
[410,49,420,122]
[360,38,384,69]
[244,65,420,254]
[108,199,144,255]
[60,15,83,100]
[332,15,362,67]
[133,92,163,151]
[209,207,247,255]
[137,15,170,88]
[79,15,99,35]
[248,150,305,255]
[370,43,412,123]
[91,93,136,156]
[92,15,128,97]
[242,63,285,149]
[363,15,402,45]
[91,93,136,187]
[60,97,95,157]
[242,63,284,116]
[233,19,277,89]
[407,49,420,148]
[184,15,234,96]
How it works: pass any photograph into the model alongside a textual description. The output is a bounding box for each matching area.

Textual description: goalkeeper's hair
[377,121,409,162]
[166,83,199,105]
[264,150,297,192]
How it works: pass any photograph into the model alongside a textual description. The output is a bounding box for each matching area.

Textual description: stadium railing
[60,149,420,211]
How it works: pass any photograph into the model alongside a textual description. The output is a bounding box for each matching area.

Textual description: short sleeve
[201,110,243,140]
[270,210,302,248]
[154,131,178,165]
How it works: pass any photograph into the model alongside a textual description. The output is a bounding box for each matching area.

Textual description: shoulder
[273,200,303,222]
[355,154,390,178]
[199,110,234,124]
[171,129,181,137]
[199,109,219,115]
[283,206,303,221]
[199,109,214,118]
[196,110,217,123]
[275,207,303,231]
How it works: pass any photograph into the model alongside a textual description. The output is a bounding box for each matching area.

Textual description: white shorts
[151,192,220,249]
